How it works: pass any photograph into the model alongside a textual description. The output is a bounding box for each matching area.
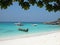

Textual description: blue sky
[0,2,60,22]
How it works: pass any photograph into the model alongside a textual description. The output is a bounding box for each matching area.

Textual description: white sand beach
[0,31,60,45]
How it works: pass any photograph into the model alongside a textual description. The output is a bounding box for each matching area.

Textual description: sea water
[0,22,60,39]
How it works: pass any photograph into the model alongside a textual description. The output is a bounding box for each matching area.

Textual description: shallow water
[0,22,60,38]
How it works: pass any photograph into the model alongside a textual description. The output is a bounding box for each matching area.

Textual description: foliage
[0,0,60,12]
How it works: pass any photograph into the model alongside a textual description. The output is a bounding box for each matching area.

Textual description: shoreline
[0,30,60,41]
[0,30,60,45]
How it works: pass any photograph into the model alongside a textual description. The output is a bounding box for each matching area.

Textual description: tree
[0,0,60,12]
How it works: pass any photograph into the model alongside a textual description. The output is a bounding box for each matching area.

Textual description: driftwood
[18,28,28,32]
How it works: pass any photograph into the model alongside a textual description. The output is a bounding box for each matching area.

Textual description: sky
[0,2,60,22]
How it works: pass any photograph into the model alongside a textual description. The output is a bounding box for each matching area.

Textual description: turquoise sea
[0,22,60,39]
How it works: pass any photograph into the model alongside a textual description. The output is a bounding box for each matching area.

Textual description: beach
[0,30,60,45]
[0,0,60,45]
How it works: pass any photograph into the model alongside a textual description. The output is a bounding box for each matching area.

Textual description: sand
[0,31,60,45]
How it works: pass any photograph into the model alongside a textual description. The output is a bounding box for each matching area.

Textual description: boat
[18,28,28,32]
[14,23,23,26]
[32,24,38,26]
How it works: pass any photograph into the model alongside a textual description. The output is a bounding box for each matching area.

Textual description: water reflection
[0,0,60,12]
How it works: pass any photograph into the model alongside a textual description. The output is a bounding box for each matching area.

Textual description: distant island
[44,18,60,25]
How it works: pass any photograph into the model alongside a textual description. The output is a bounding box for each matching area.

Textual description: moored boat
[14,23,23,26]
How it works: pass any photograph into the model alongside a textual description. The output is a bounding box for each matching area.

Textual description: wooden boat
[18,28,28,32]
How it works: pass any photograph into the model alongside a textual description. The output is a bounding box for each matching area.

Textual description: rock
[45,18,60,25]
